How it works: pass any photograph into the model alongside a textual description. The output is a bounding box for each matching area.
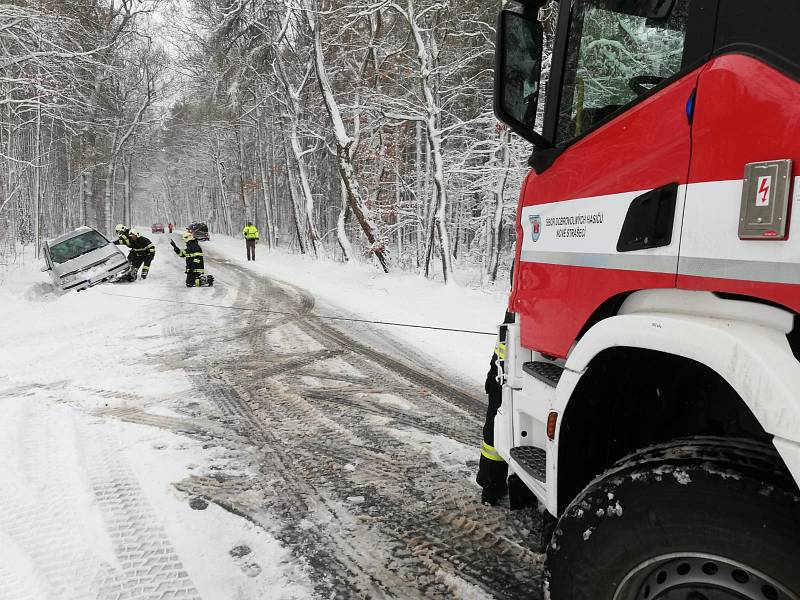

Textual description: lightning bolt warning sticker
[756,175,771,207]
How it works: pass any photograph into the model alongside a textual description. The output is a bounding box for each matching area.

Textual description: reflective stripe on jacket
[480,442,504,462]
[130,236,155,254]
[174,239,204,272]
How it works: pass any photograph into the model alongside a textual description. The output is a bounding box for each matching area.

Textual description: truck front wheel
[545,437,800,600]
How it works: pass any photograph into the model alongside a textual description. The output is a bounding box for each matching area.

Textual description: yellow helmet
[115,223,127,233]
[181,230,194,241]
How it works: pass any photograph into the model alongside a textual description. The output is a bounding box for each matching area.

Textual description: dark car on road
[151,223,165,234]
[41,226,130,292]
[188,222,209,241]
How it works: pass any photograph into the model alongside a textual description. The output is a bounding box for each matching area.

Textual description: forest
[0,0,564,284]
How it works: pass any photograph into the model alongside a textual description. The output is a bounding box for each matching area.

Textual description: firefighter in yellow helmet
[242,221,260,261]
[170,230,212,287]
[126,229,156,281]
[113,223,132,248]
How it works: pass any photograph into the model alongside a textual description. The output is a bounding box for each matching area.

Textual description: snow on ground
[0,242,313,600]
[204,235,509,388]
[0,234,509,598]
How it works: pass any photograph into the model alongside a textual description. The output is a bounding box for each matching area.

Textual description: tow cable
[102,291,496,336]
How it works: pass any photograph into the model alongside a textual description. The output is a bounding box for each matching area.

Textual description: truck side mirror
[494,4,551,148]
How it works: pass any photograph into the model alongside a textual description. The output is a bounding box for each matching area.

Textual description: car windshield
[49,230,108,264]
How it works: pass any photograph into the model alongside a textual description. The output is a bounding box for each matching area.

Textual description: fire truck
[492,0,800,597]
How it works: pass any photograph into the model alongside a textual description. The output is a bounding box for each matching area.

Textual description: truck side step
[522,361,563,387]
[510,446,546,482]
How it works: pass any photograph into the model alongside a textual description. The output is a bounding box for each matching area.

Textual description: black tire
[545,437,800,600]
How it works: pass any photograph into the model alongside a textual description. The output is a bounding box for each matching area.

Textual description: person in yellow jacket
[242,221,260,261]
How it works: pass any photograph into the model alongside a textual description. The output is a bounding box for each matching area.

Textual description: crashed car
[187,222,210,242]
[151,223,165,234]
[41,226,131,292]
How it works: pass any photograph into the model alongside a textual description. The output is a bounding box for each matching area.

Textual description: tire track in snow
[182,369,412,600]
[85,431,201,600]
[173,257,545,599]
[0,399,201,600]
[0,401,124,600]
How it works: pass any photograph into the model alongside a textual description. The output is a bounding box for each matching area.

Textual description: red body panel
[678,55,800,306]
[514,263,674,357]
[688,55,800,184]
[512,72,700,357]
[679,274,799,313]
[512,56,800,358]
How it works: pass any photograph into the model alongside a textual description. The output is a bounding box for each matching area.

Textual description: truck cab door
[512,0,717,358]
[678,1,800,310]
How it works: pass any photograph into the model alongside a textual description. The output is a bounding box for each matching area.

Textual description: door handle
[617,183,679,252]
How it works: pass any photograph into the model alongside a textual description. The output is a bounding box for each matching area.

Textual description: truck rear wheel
[545,437,800,600]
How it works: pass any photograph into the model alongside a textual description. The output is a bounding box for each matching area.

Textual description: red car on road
[151,223,165,234]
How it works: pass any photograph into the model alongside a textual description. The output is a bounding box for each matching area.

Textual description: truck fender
[552,292,800,501]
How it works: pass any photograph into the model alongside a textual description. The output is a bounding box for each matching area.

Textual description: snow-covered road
[0,234,543,600]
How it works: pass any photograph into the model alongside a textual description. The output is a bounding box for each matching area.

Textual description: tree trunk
[415,121,423,268]
[282,137,307,254]
[395,174,402,263]
[403,0,454,283]
[267,117,279,247]
[123,156,132,226]
[337,179,353,261]
[237,124,247,218]
[84,168,95,228]
[33,95,41,257]
[214,150,232,235]
[287,117,322,257]
[307,3,388,271]
[103,158,116,234]
[256,115,274,250]
[489,128,511,282]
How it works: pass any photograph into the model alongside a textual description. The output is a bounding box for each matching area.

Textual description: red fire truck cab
[493,0,800,597]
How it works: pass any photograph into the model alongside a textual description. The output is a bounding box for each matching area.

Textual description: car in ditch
[41,226,131,292]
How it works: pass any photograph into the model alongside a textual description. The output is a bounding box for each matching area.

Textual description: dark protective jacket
[129,235,155,256]
[173,239,204,273]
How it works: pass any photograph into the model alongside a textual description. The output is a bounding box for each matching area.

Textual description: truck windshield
[555,0,690,144]
[49,230,108,264]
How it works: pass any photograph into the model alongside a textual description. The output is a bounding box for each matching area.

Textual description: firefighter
[127,229,156,281]
[477,312,511,505]
[242,221,260,261]
[113,224,132,248]
[170,230,210,287]
[113,224,137,278]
